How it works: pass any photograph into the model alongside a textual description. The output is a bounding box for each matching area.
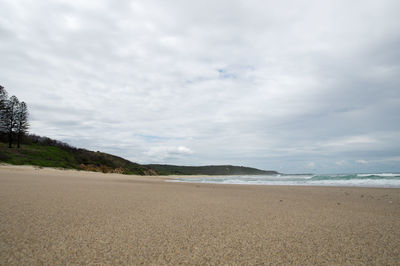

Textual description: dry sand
[0,165,399,265]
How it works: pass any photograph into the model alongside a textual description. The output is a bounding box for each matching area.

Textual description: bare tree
[15,101,29,148]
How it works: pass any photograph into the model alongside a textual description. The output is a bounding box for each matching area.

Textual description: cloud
[335,161,347,166]
[0,0,399,173]
[306,162,316,169]
[324,136,378,147]
[144,146,193,161]
[356,160,369,165]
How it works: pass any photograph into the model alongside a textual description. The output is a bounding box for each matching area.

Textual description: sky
[1,0,400,174]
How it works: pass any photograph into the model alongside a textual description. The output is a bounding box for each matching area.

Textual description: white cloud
[385,157,400,162]
[307,162,316,169]
[324,136,378,148]
[335,161,347,166]
[144,146,193,161]
[356,157,400,165]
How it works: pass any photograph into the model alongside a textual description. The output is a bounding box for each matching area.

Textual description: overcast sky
[1,0,399,173]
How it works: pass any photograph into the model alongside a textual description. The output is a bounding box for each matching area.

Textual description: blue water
[172,173,400,188]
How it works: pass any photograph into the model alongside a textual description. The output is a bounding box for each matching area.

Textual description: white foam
[172,174,400,188]
[272,174,314,180]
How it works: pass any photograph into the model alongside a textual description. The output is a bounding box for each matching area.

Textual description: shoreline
[2,164,398,189]
[1,165,399,264]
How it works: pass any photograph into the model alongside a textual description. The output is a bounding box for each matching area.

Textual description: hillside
[0,134,278,176]
[0,142,156,175]
[145,164,278,175]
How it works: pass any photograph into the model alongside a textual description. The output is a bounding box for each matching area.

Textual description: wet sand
[1,165,399,264]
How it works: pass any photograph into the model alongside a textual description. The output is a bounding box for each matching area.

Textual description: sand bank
[0,165,399,264]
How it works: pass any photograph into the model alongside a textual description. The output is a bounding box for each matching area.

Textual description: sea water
[172,173,400,188]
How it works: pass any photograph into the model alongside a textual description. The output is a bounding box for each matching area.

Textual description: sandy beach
[0,165,399,265]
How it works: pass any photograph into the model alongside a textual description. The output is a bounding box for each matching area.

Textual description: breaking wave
[172,173,400,188]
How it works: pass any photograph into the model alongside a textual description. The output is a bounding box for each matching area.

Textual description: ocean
[172,173,400,188]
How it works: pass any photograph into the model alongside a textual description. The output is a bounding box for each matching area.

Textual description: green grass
[0,142,78,168]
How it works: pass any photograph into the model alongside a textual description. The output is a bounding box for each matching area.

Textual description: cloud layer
[1,0,399,173]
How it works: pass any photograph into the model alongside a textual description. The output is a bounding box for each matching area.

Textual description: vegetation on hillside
[0,136,157,175]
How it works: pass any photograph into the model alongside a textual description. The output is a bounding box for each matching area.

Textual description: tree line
[0,85,29,148]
